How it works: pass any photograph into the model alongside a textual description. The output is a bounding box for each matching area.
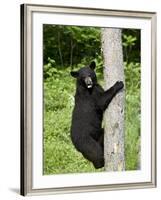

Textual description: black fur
[70,61,124,169]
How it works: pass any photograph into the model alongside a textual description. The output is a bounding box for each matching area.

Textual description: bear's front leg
[98,81,124,111]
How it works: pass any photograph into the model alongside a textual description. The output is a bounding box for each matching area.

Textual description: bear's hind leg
[80,136,104,169]
[97,128,104,148]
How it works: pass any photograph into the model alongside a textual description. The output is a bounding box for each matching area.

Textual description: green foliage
[43,25,140,70]
[123,35,137,47]
[122,29,140,63]
[124,62,141,170]
[43,25,102,68]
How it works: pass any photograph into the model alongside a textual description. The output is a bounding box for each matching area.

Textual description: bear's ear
[70,71,79,78]
[89,61,96,70]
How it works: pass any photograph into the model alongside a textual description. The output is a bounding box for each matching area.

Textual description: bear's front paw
[115,81,124,91]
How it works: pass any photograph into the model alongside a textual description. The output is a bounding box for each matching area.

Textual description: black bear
[70,61,124,169]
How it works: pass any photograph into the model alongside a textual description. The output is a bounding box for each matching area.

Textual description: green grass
[124,62,141,170]
[43,63,140,174]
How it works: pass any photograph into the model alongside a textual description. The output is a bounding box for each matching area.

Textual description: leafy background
[43,25,141,174]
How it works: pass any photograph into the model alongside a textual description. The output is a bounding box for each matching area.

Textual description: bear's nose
[84,77,93,88]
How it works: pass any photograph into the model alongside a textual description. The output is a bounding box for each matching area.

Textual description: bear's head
[70,61,97,89]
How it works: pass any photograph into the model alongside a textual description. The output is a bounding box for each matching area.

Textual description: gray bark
[102,28,125,171]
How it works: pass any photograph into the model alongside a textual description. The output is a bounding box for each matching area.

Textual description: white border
[32,12,151,189]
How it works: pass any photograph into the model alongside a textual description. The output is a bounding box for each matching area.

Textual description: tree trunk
[101,28,125,171]
[70,38,75,70]
[57,31,64,67]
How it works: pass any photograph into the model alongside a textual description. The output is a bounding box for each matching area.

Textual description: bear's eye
[84,74,91,78]
[82,75,88,79]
